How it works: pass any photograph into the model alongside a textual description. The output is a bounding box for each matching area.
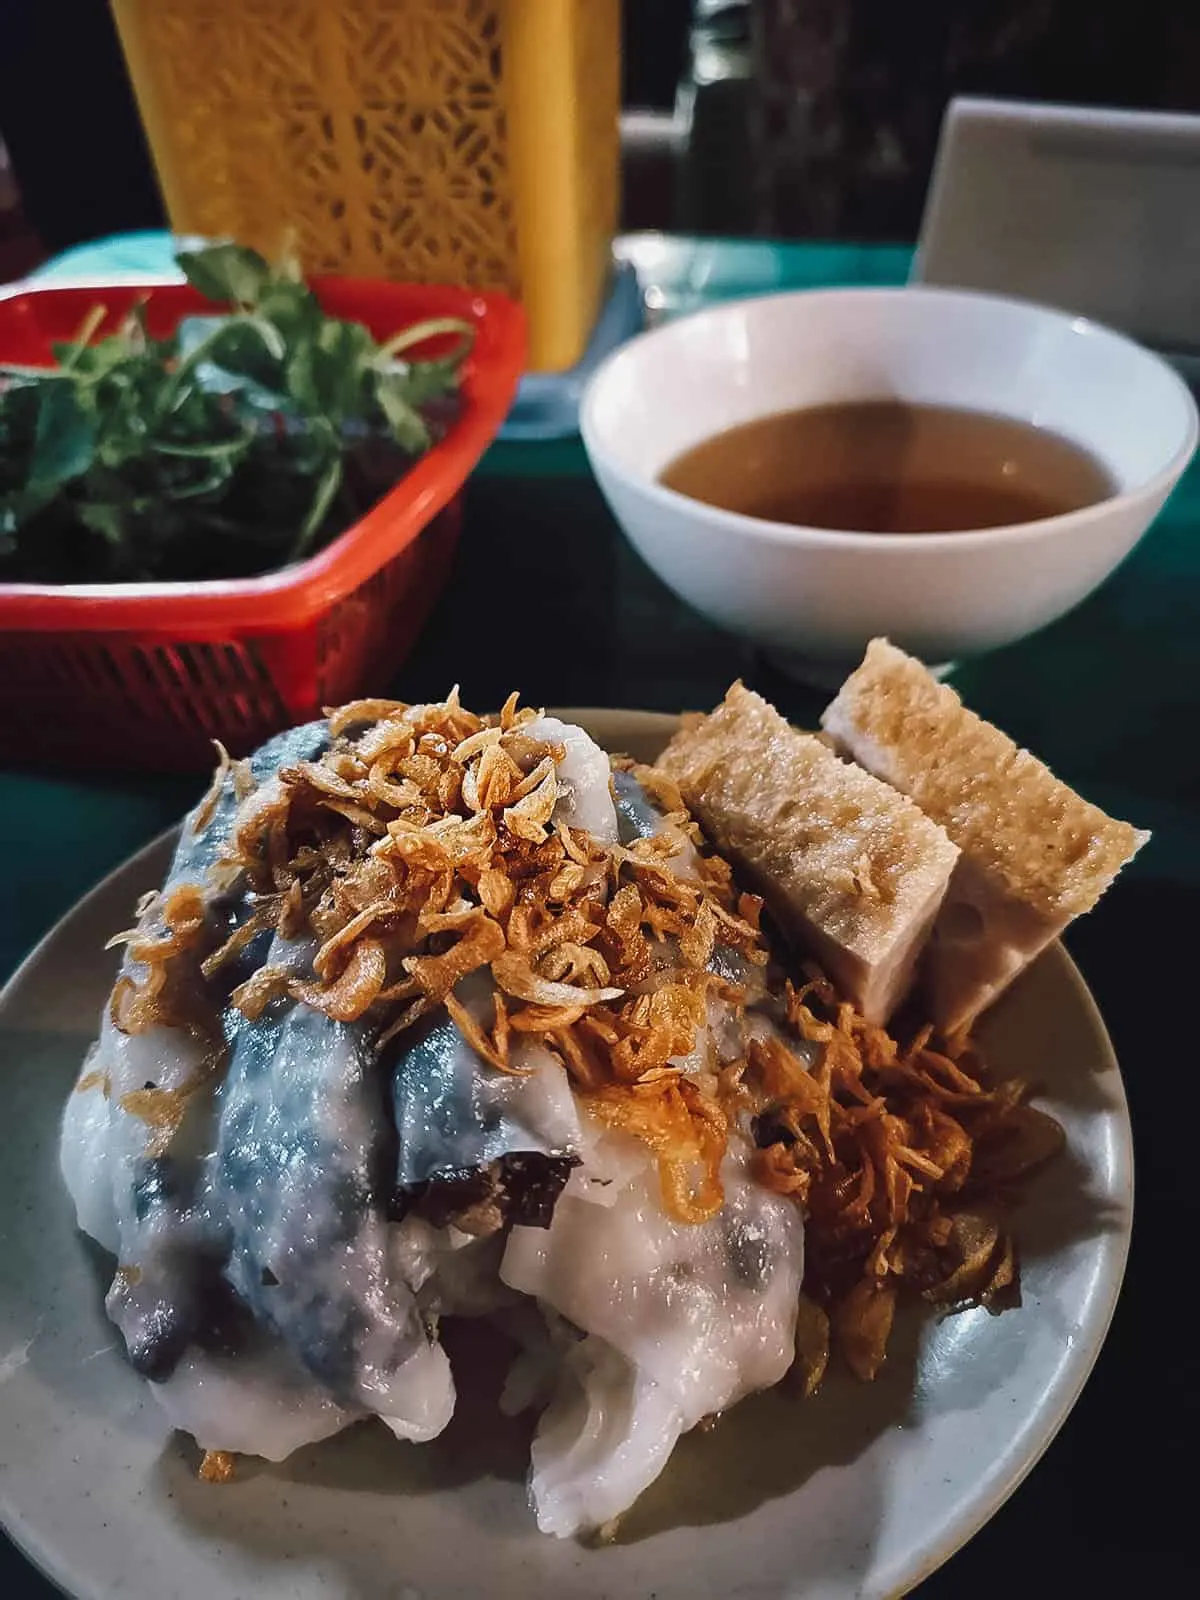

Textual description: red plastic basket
[0,277,524,771]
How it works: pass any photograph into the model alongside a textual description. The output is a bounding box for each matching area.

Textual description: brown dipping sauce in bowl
[658,401,1115,533]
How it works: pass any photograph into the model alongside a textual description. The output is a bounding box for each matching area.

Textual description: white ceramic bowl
[580,286,1198,677]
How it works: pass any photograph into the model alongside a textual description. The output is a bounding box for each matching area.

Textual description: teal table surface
[2,236,1195,1597]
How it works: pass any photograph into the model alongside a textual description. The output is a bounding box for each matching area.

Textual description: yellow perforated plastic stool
[111,0,621,372]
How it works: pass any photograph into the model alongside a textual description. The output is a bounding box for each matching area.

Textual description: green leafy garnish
[0,242,475,584]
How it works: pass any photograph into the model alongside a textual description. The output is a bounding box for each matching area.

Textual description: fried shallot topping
[748,971,1064,1382]
[198,1450,236,1484]
[107,690,1064,1385]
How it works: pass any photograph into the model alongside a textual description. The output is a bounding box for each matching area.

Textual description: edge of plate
[885,941,1133,1598]
[0,824,181,1012]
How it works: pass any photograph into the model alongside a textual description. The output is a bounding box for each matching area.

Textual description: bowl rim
[579,283,1200,552]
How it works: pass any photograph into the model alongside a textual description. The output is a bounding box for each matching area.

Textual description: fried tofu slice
[657,683,959,1022]
[822,639,1149,1032]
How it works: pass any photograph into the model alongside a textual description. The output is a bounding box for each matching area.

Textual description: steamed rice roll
[60,695,818,1535]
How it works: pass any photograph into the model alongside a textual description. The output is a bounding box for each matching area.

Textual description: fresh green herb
[0,243,475,584]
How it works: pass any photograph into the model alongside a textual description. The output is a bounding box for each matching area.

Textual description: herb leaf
[0,241,477,586]
[177,243,273,307]
[374,371,433,455]
[29,382,97,489]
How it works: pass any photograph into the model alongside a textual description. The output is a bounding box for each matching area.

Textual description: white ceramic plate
[0,711,1133,1600]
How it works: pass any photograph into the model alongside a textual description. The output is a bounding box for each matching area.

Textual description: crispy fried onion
[744,972,1064,1385]
[106,694,1063,1389]
[198,1450,237,1484]
[115,701,771,1220]
[586,1077,728,1223]
[107,883,214,1038]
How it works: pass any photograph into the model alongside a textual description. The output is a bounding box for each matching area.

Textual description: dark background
[3,0,1198,264]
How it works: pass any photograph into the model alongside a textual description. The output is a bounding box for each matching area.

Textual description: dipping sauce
[658,401,1115,533]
